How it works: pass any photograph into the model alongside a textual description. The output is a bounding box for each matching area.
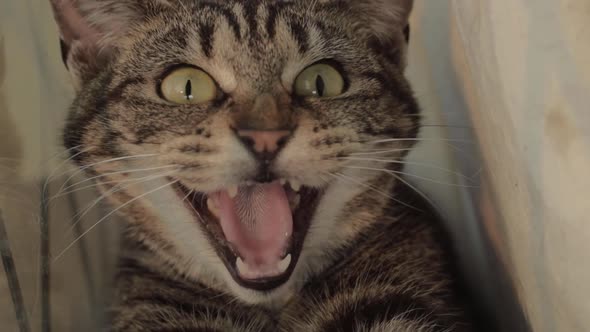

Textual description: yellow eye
[160,67,217,104]
[294,63,345,98]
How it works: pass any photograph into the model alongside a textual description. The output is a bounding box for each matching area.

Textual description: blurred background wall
[451,1,590,331]
[1,1,118,330]
[1,0,588,331]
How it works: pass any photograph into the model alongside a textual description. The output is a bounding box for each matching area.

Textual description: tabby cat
[50,0,472,330]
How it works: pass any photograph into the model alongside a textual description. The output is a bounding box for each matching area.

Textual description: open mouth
[174,179,321,291]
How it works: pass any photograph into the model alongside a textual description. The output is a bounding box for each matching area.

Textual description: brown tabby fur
[50,0,471,330]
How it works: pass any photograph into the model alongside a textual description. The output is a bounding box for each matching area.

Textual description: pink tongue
[213,181,292,273]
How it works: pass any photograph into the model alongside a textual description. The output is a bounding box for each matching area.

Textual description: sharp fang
[236,257,247,275]
[278,254,291,274]
[289,180,302,192]
[289,194,301,211]
[280,179,287,185]
[228,186,238,198]
[207,198,220,218]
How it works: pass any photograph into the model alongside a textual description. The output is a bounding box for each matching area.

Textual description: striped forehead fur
[53,0,412,84]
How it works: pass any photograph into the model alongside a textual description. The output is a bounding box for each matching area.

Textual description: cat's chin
[172,179,323,292]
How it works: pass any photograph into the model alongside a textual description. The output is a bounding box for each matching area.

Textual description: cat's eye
[294,63,345,98]
[160,67,217,104]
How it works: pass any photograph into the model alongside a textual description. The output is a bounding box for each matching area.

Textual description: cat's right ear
[49,0,146,88]
[49,0,103,88]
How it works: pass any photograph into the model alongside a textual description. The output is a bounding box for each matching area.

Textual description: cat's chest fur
[110,184,469,331]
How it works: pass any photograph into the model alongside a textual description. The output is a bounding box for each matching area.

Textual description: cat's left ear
[342,0,413,67]
[49,0,156,88]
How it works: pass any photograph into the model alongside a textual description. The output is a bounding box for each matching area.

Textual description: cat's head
[51,0,419,304]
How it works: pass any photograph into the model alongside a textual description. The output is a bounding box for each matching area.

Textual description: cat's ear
[49,0,149,88]
[347,0,412,36]
[342,0,413,66]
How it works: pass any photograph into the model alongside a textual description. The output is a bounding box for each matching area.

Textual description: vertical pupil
[185,80,193,99]
[316,75,325,97]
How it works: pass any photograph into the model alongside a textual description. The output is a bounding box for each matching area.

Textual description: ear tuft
[343,0,414,66]
[351,0,412,33]
[49,0,156,87]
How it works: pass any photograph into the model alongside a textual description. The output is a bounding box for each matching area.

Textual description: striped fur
[50,0,472,330]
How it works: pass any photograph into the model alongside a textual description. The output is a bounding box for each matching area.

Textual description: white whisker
[342,166,479,188]
[181,189,194,203]
[43,146,94,192]
[54,153,160,198]
[368,137,475,145]
[328,172,422,212]
[54,178,180,262]
[181,189,207,224]
[62,169,179,238]
[52,168,178,200]
[419,124,473,130]
[387,171,438,211]
[349,148,414,156]
[59,165,179,194]
[337,157,476,183]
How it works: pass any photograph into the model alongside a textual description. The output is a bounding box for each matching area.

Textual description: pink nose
[236,130,292,155]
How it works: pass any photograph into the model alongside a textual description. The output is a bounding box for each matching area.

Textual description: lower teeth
[207,198,220,218]
[278,254,291,273]
[236,257,248,276]
[235,254,292,279]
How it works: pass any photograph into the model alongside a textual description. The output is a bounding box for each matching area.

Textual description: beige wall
[1,1,117,331]
[451,1,590,331]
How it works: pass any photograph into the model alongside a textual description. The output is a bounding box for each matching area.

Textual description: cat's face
[55,0,418,304]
